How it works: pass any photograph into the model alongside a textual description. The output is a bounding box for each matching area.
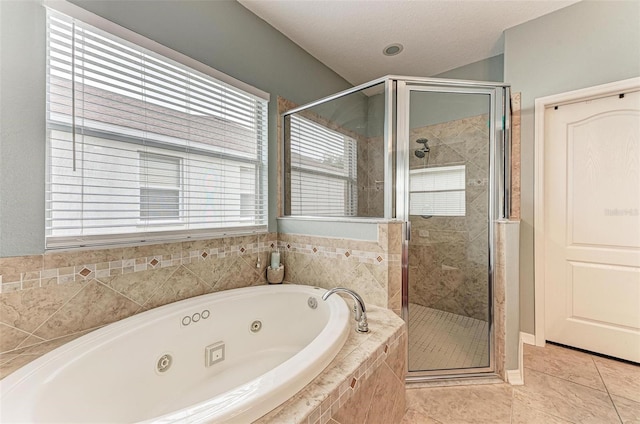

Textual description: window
[46,9,268,249]
[139,153,181,221]
[288,115,357,216]
[410,165,466,216]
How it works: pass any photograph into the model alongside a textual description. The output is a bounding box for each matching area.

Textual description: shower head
[416,138,429,145]
[414,149,426,158]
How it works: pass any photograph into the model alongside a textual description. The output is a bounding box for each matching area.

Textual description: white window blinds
[46,10,268,249]
[288,115,357,216]
[410,165,466,216]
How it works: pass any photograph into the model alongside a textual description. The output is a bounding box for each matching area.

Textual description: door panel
[404,87,494,374]
[568,111,640,248]
[570,261,640,329]
[544,90,640,362]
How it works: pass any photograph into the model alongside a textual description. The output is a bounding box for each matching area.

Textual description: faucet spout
[322,287,369,333]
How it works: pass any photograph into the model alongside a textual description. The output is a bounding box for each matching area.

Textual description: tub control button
[182,316,191,326]
[205,342,225,367]
[192,312,201,322]
[202,309,210,319]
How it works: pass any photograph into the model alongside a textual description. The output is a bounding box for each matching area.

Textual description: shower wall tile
[408,114,490,321]
[277,96,299,216]
[358,136,385,217]
[278,223,402,311]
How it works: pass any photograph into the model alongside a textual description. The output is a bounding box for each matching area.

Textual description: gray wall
[0,0,47,257]
[409,92,491,129]
[0,0,351,257]
[433,54,504,82]
[504,0,640,334]
[408,55,504,129]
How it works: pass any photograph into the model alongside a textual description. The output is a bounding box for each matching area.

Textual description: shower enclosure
[282,76,511,380]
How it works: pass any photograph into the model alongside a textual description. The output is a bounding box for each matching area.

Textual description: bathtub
[0,284,351,423]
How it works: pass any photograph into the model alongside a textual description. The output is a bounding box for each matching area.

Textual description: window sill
[45,226,268,252]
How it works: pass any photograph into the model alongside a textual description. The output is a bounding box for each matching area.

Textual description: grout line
[408,303,488,371]
[513,400,581,424]
[592,355,624,424]
[0,323,35,353]
[94,278,145,308]
[136,264,187,310]
[509,384,515,424]
[20,279,89,347]
[522,366,611,394]
[545,341,639,367]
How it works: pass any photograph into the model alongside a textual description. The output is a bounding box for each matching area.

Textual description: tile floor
[408,304,489,371]
[402,342,640,423]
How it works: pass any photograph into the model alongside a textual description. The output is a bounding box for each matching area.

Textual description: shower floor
[408,303,489,371]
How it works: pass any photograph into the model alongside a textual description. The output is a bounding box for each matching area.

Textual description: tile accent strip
[1,241,272,294]
[1,231,402,294]
[277,241,401,265]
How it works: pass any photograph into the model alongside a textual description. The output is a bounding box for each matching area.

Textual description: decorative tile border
[1,234,402,294]
[277,240,401,265]
[0,240,275,294]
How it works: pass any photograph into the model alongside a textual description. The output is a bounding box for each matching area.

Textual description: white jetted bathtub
[0,284,351,423]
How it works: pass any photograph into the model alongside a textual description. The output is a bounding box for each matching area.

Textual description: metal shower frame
[282,75,512,382]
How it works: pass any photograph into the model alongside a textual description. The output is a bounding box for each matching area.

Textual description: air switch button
[205,341,225,367]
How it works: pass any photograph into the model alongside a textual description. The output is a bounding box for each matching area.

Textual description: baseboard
[507,332,534,386]
[506,369,524,385]
[521,332,535,346]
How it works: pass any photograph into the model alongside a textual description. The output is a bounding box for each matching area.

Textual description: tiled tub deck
[257,305,407,424]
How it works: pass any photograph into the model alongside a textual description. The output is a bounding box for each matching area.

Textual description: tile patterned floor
[408,303,489,371]
[402,343,640,423]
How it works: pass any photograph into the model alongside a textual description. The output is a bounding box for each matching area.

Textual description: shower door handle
[406,220,411,241]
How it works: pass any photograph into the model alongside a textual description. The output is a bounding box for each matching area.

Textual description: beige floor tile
[400,408,443,424]
[594,356,640,403]
[514,368,620,424]
[511,399,576,424]
[523,343,606,392]
[406,384,513,424]
[400,344,635,424]
[612,395,640,424]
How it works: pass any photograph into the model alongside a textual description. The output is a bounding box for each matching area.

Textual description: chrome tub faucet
[322,287,369,333]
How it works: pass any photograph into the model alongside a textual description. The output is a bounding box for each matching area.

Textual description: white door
[544,89,640,363]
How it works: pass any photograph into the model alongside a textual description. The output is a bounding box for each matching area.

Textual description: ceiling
[239,0,580,86]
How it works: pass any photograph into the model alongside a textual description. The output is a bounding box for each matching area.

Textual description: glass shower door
[400,86,497,375]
